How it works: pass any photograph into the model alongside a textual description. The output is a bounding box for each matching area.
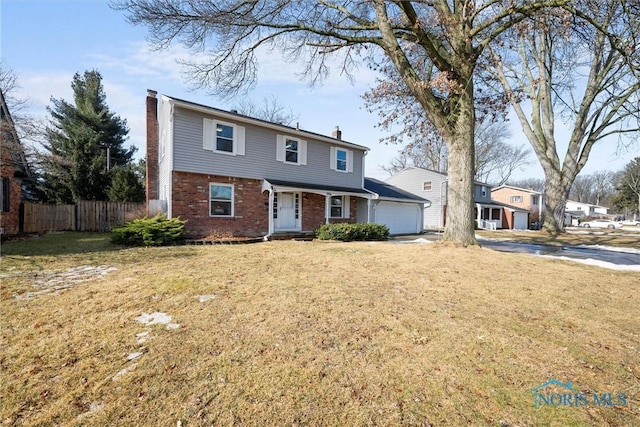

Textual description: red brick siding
[172,171,268,238]
[146,92,159,210]
[0,146,21,235]
[302,193,326,231]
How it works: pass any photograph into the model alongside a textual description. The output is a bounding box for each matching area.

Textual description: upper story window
[210,183,234,217]
[277,135,306,165]
[423,181,432,191]
[531,195,540,205]
[510,195,523,203]
[481,186,487,198]
[216,123,234,152]
[330,146,353,173]
[203,118,245,156]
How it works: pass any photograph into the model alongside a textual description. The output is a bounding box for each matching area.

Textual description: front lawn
[1,233,638,426]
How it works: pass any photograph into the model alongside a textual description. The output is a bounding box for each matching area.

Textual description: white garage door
[513,212,528,230]
[375,201,421,235]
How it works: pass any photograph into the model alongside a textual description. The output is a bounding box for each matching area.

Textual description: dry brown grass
[1,233,638,426]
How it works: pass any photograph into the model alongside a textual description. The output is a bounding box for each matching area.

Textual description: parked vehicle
[579,219,622,229]
[620,219,640,227]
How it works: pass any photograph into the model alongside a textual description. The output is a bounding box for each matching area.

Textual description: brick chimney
[146,90,159,212]
[332,126,341,140]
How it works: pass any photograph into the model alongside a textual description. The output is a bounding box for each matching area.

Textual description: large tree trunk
[442,85,477,246]
[542,171,571,233]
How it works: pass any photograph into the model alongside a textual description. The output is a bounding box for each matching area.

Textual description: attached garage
[513,211,528,230]
[363,178,430,235]
[375,201,423,235]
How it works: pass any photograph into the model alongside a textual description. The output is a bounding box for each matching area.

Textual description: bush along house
[145,90,428,239]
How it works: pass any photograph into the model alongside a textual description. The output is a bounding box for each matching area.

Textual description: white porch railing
[478,219,499,230]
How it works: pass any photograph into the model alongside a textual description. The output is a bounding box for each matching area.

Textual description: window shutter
[276,135,285,162]
[330,146,336,170]
[203,118,214,151]
[299,140,307,165]
[236,125,245,156]
[347,150,353,173]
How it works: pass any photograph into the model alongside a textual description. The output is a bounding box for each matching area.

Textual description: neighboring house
[385,167,525,230]
[0,89,30,236]
[565,200,609,217]
[146,91,426,238]
[491,185,543,217]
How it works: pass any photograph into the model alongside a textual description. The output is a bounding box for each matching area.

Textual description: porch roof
[364,177,430,204]
[262,179,372,197]
[476,201,529,212]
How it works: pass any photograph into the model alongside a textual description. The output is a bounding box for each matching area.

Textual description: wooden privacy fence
[21,201,146,233]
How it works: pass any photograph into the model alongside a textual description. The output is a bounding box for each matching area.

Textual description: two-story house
[1,89,30,236]
[145,91,427,238]
[491,185,543,219]
[386,167,529,230]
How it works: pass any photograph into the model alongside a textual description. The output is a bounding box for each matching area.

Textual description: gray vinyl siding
[171,107,365,189]
[474,184,492,203]
[386,168,447,229]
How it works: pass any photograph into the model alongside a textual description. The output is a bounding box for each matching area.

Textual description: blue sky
[1,0,637,182]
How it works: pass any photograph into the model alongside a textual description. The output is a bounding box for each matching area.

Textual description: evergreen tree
[108,162,145,203]
[41,70,135,203]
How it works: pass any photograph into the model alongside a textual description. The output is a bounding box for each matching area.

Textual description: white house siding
[386,168,447,229]
[170,106,366,190]
[158,97,174,216]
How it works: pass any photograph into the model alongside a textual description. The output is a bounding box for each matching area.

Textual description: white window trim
[276,135,307,165]
[329,195,350,219]
[330,146,353,173]
[423,181,432,191]
[209,183,234,217]
[203,118,245,156]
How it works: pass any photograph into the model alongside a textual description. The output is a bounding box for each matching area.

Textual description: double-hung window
[330,147,352,173]
[210,183,233,217]
[330,196,343,218]
[510,195,523,203]
[276,135,306,165]
[203,118,245,156]
[329,195,350,218]
[216,123,234,153]
[285,139,298,163]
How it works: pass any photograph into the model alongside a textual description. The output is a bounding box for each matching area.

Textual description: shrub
[111,215,186,246]
[315,223,389,242]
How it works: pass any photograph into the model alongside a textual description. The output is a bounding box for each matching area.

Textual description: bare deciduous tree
[232,95,298,126]
[489,0,640,232]
[113,0,571,245]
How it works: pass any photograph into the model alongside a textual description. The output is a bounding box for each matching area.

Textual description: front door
[274,192,301,231]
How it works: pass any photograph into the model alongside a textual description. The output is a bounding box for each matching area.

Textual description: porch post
[267,188,274,237]
[325,194,331,224]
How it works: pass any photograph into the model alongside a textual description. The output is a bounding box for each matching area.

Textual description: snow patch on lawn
[135,312,180,329]
[541,255,640,272]
[573,244,640,255]
[396,238,434,244]
[196,294,216,302]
